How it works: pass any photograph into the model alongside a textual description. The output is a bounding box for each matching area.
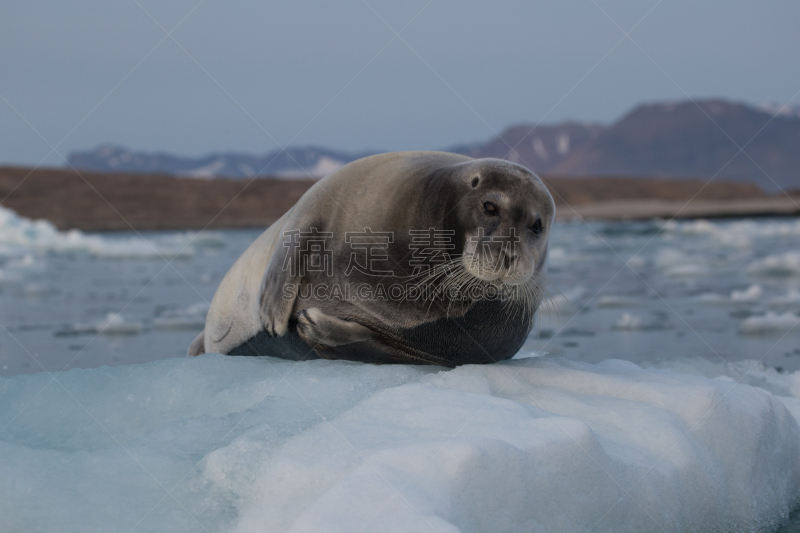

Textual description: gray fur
[187,331,205,357]
[192,151,555,366]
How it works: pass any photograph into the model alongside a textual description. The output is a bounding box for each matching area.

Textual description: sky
[1,0,799,167]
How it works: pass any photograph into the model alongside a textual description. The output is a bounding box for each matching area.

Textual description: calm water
[1,216,799,376]
[528,217,800,371]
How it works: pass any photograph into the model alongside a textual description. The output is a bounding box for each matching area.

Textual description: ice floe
[153,302,210,331]
[56,312,144,336]
[748,252,800,278]
[660,219,753,248]
[0,205,224,261]
[597,295,641,308]
[1,355,799,532]
[662,218,800,245]
[642,357,800,399]
[613,312,645,330]
[698,284,767,306]
[655,249,710,278]
[730,283,764,303]
[769,289,800,312]
[739,312,800,336]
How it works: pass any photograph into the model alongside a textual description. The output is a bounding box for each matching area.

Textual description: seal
[188,151,555,366]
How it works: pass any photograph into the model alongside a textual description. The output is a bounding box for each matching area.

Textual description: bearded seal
[188,151,555,366]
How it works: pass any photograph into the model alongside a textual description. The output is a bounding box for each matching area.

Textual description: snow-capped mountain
[67,99,800,192]
[448,122,605,173]
[548,99,800,192]
[757,102,800,119]
[67,145,375,179]
[451,99,800,192]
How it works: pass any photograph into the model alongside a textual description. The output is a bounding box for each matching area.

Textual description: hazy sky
[2,0,799,167]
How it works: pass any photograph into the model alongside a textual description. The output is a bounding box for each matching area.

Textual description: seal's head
[454,159,555,287]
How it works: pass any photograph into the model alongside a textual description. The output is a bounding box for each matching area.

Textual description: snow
[311,156,346,176]
[237,163,256,177]
[757,102,800,119]
[740,312,800,336]
[277,156,345,178]
[532,137,549,160]
[4,354,798,532]
[556,133,570,155]
[641,357,800,399]
[0,205,224,261]
[181,158,228,179]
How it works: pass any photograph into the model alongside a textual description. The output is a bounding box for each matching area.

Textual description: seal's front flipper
[258,245,300,338]
[296,308,375,350]
[188,330,206,357]
[259,282,294,337]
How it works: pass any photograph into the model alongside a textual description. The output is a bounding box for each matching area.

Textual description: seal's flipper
[188,330,206,357]
[296,308,375,349]
[258,248,300,338]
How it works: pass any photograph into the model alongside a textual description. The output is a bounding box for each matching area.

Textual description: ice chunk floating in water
[152,302,210,331]
[748,252,800,278]
[55,312,145,336]
[613,312,645,330]
[731,283,764,303]
[740,312,800,336]
[0,205,224,260]
[2,355,800,532]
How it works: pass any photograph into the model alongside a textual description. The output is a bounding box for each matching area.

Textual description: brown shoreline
[556,197,800,221]
[0,166,796,232]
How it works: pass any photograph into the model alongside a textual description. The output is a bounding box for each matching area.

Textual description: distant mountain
[67,99,800,192]
[67,145,374,179]
[756,102,800,120]
[448,122,605,173]
[548,100,800,192]
[67,122,605,179]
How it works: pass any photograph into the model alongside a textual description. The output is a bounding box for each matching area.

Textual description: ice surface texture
[2,354,800,532]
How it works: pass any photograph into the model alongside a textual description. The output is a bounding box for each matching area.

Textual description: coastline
[556,196,800,221]
[1,166,796,231]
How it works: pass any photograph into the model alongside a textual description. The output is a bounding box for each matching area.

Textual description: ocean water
[529,217,800,372]
[1,210,798,376]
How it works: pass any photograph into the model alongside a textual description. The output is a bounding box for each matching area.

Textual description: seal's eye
[483,202,499,216]
[531,218,543,235]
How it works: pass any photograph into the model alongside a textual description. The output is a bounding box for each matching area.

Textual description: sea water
[2,207,800,532]
[1,209,798,376]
